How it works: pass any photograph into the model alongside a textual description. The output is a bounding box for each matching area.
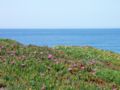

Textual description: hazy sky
[0,0,120,28]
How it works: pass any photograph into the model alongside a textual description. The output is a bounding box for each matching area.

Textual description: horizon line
[0,28,120,29]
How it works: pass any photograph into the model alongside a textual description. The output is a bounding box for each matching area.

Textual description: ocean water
[0,29,120,53]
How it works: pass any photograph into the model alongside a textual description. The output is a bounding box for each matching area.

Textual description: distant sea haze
[0,29,120,53]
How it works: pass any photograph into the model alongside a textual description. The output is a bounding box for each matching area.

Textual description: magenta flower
[80,64,85,70]
[48,54,53,59]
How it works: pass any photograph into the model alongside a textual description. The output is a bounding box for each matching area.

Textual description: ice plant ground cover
[0,39,120,90]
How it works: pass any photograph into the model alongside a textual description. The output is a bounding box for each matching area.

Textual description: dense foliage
[0,39,120,90]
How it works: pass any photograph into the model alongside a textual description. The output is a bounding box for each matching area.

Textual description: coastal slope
[0,39,120,90]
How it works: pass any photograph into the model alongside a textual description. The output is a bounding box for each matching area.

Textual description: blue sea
[0,29,120,53]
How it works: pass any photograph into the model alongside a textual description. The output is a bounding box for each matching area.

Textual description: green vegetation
[0,39,120,90]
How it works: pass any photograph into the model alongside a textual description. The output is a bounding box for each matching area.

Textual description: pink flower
[72,63,77,67]
[48,54,53,59]
[80,64,85,70]
[89,60,96,65]
[0,46,4,49]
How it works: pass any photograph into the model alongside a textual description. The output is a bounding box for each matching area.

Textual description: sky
[0,0,120,28]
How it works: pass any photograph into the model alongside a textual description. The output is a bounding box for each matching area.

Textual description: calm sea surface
[0,29,120,53]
